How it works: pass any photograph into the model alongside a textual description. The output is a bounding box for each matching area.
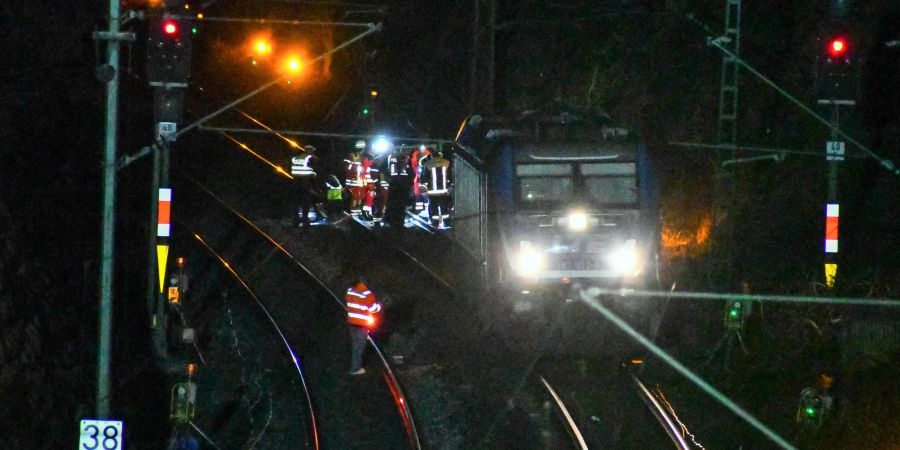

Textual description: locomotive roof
[514,140,639,163]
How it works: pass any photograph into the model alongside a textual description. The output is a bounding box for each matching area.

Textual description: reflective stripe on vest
[389,154,408,176]
[291,155,315,177]
[428,166,449,194]
[345,156,364,187]
[345,284,378,327]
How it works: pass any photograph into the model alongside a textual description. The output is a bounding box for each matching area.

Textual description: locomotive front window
[582,162,637,204]
[516,164,573,204]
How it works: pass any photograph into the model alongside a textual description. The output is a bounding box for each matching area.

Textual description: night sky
[1,0,899,448]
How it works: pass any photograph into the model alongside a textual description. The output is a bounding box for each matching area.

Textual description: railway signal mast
[145,0,192,346]
[815,2,858,288]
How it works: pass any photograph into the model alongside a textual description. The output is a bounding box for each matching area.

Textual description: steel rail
[629,372,691,450]
[349,215,453,292]
[539,377,589,450]
[579,289,797,450]
[187,227,320,449]
[181,175,421,449]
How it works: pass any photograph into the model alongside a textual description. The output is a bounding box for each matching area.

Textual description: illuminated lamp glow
[566,210,589,231]
[514,242,546,278]
[607,239,640,275]
[371,136,393,154]
[827,37,848,58]
[163,20,178,35]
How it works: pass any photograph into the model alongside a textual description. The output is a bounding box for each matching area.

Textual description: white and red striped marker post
[824,203,839,288]
[157,188,172,293]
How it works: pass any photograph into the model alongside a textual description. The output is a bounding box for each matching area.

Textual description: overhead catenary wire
[174,14,377,28]
[219,132,295,178]
[584,286,899,308]
[118,22,383,170]
[199,125,455,145]
[579,289,797,450]
[685,13,900,176]
[668,141,867,159]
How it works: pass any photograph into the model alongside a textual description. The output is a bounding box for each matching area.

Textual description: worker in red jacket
[345,275,382,375]
[410,145,432,212]
[360,152,379,221]
[344,140,366,216]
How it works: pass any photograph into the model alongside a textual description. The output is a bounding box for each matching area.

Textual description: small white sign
[157,122,177,141]
[826,141,845,161]
[79,419,123,450]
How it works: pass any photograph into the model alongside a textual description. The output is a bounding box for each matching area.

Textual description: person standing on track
[344,140,366,216]
[291,145,320,227]
[345,275,382,375]
[410,145,432,213]
[422,151,452,229]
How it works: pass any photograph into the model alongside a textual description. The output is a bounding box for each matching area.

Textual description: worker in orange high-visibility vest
[345,275,382,375]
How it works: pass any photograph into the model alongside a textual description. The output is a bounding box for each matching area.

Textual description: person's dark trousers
[349,325,368,372]
[296,177,316,224]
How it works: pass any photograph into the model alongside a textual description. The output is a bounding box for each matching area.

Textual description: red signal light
[162,20,179,36]
[827,37,847,58]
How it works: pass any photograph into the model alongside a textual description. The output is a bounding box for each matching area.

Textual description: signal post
[815,17,857,289]
[145,1,192,348]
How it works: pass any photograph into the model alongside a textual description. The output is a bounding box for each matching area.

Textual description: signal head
[827,37,847,58]
[162,19,179,36]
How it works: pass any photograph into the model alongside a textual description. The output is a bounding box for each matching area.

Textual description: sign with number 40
[79,420,123,450]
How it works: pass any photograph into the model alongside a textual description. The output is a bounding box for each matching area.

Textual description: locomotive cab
[490,113,659,306]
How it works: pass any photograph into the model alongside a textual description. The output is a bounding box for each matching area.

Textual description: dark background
[1,0,898,447]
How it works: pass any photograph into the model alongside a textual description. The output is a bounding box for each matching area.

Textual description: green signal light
[191,27,198,34]
[729,309,739,317]
[362,108,370,115]
[805,407,816,416]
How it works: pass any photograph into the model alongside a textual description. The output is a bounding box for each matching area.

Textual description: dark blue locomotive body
[456,108,659,292]
[452,107,663,354]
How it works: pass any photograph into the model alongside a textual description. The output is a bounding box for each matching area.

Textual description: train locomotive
[451,106,663,354]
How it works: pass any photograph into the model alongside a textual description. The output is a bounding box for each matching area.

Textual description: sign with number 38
[79,420,123,450]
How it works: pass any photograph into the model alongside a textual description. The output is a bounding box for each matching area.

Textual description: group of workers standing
[289,138,452,375]
[289,139,453,229]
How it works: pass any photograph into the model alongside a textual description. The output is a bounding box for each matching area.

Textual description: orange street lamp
[254,40,272,56]
[285,57,304,74]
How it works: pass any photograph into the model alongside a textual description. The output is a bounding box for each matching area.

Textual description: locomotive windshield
[515,161,637,208]
[582,162,637,205]
[516,163,573,204]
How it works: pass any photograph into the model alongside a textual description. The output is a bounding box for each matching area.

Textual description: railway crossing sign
[79,419,123,450]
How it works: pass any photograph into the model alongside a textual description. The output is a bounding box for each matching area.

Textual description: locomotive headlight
[607,239,640,275]
[566,210,589,232]
[514,241,546,278]
[371,135,393,154]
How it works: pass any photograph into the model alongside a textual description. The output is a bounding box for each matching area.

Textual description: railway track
[179,175,420,449]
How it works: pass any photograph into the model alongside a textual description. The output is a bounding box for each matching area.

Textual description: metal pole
[828,105,839,200]
[97,0,121,419]
[826,105,840,287]
[147,144,161,329]
[158,139,170,334]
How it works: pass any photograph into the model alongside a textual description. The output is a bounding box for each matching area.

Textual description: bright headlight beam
[371,136,393,154]
[607,240,639,275]
[567,210,589,231]
[515,243,546,278]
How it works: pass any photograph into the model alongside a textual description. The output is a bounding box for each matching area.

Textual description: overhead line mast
[716,0,741,158]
